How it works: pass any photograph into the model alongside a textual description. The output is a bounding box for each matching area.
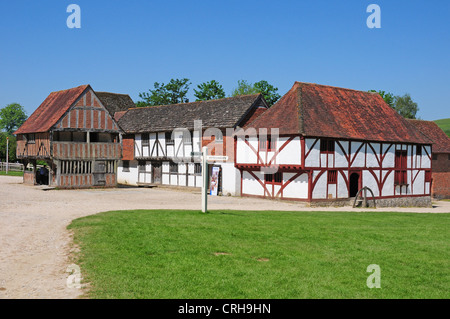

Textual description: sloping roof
[96,92,136,117]
[14,85,89,135]
[408,120,450,153]
[118,94,266,133]
[247,82,431,144]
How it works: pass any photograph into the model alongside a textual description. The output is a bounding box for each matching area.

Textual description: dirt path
[0,176,448,299]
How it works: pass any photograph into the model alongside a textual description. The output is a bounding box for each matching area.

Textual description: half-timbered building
[116,94,268,195]
[14,85,131,188]
[408,119,450,199]
[235,82,433,207]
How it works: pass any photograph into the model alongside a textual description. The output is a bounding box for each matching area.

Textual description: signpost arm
[201,146,208,213]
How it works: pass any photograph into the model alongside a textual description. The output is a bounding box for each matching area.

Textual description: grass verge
[68,210,449,299]
[0,170,23,176]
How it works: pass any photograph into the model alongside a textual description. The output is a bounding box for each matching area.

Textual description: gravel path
[0,175,448,299]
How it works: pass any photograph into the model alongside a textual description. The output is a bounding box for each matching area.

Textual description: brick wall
[432,153,450,172]
[432,172,450,199]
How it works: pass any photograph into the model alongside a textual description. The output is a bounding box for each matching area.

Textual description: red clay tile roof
[14,85,90,135]
[408,119,450,153]
[247,82,431,144]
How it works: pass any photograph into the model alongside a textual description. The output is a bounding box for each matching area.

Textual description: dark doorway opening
[349,172,360,197]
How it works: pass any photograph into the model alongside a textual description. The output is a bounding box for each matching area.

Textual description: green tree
[0,133,17,162]
[369,90,395,108]
[194,80,226,101]
[231,80,258,97]
[232,80,281,106]
[0,103,27,135]
[137,78,191,107]
[394,94,419,119]
[253,80,281,107]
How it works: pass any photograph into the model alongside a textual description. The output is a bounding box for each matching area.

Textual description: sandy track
[0,176,448,299]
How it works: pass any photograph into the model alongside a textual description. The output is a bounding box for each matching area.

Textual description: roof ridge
[295,81,378,95]
[127,94,262,111]
[49,84,90,94]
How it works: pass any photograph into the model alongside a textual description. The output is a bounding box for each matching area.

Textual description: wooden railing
[52,142,121,160]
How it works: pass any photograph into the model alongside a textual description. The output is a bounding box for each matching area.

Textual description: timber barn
[14,85,133,188]
[408,119,450,199]
[235,82,433,207]
[116,94,268,195]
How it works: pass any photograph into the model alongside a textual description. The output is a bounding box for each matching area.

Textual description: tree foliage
[369,90,419,119]
[194,80,226,101]
[137,78,191,107]
[0,133,17,162]
[369,90,395,108]
[232,80,281,106]
[0,103,27,135]
[394,94,419,119]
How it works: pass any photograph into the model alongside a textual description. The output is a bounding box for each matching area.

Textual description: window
[395,150,408,185]
[416,145,422,157]
[183,131,192,145]
[138,160,146,172]
[170,162,178,173]
[432,154,438,161]
[328,170,337,184]
[265,172,282,184]
[27,134,35,144]
[166,132,174,145]
[259,136,276,152]
[194,163,202,175]
[425,170,432,183]
[320,139,335,153]
[214,132,223,144]
[142,133,149,147]
[122,160,130,172]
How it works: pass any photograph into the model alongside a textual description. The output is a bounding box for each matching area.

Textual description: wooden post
[202,146,208,213]
[6,137,9,174]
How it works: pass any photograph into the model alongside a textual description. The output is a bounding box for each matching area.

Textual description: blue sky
[0,0,449,120]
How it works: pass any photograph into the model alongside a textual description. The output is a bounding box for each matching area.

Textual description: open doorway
[349,172,360,197]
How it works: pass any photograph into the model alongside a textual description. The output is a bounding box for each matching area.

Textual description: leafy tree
[232,80,281,106]
[253,80,281,107]
[0,133,17,162]
[369,90,395,108]
[231,80,258,97]
[194,80,226,101]
[0,103,27,135]
[394,93,419,119]
[137,78,191,107]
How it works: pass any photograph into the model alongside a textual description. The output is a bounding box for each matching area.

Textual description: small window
[166,132,174,145]
[416,145,422,157]
[320,139,335,153]
[142,133,149,146]
[214,132,223,144]
[183,131,192,145]
[138,160,146,172]
[122,161,130,172]
[170,162,178,173]
[27,134,35,144]
[425,170,432,183]
[259,136,276,152]
[194,163,202,175]
[328,170,337,184]
[265,172,282,184]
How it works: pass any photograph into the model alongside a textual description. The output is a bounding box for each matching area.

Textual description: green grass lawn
[0,170,23,176]
[68,210,450,299]
[435,118,450,137]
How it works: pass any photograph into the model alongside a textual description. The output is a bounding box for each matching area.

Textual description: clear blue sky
[0,0,449,120]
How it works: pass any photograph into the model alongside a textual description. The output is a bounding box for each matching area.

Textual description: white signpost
[6,137,9,175]
[194,147,229,213]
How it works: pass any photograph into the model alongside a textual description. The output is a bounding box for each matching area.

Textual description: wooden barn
[235,82,433,207]
[14,85,133,188]
[116,94,268,195]
[408,119,450,199]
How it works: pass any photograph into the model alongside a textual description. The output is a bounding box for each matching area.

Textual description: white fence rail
[0,162,25,172]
